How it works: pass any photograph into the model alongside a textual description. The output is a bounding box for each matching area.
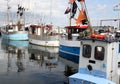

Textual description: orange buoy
[91,34,106,39]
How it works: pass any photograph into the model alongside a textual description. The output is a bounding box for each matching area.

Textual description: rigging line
[50,0,53,25]
[80,1,93,34]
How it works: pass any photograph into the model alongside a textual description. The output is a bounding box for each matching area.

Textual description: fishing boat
[59,0,91,63]
[69,34,120,84]
[28,0,63,47]
[1,1,28,41]
[28,24,61,47]
[68,0,120,84]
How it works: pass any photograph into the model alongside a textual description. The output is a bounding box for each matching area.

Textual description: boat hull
[1,31,28,41]
[59,39,80,63]
[29,34,59,47]
[29,39,59,47]
[28,44,59,53]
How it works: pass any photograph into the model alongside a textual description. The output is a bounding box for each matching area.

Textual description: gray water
[0,37,78,84]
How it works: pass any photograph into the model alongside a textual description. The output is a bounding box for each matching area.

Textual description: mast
[69,0,77,26]
[50,0,53,25]
[69,4,72,26]
[17,4,25,30]
[6,0,11,25]
[113,3,120,30]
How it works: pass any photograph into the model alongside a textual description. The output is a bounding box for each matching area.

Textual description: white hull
[59,38,80,47]
[29,34,59,47]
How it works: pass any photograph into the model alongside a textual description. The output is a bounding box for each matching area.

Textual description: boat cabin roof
[12,24,24,27]
[69,73,115,84]
[65,25,88,29]
[80,37,119,43]
[30,25,44,28]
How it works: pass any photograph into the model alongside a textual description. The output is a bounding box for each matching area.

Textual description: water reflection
[0,38,78,84]
[1,39,29,73]
[28,44,59,71]
[59,56,78,77]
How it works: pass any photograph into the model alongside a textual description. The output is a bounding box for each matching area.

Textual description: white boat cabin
[69,37,120,84]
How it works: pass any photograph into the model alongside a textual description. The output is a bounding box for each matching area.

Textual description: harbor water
[0,37,78,84]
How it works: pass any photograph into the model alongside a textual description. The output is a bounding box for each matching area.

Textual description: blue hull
[1,33,28,40]
[59,45,80,63]
[1,39,29,47]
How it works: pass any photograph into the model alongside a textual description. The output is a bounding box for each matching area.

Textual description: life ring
[91,34,106,39]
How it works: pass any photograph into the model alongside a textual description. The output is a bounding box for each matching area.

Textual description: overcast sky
[0,0,120,27]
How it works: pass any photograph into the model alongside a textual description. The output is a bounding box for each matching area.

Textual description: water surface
[0,37,78,84]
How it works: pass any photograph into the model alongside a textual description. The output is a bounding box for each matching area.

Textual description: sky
[0,0,120,27]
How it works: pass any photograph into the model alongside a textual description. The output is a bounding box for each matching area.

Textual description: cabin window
[94,46,105,61]
[82,45,91,58]
[72,29,81,33]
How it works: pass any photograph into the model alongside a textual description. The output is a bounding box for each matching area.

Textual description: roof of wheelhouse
[79,37,119,43]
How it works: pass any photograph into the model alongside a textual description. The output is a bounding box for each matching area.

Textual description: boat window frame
[94,46,105,61]
[82,44,91,58]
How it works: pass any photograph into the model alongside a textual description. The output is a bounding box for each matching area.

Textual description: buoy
[91,34,106,39]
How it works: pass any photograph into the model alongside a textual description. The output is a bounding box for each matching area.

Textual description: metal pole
[6,0,10,25]
[50,0,52,25]
[113,3,120,29]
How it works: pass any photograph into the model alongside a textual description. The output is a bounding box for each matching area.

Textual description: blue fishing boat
[59,0,90,63]
[1,1,28,41]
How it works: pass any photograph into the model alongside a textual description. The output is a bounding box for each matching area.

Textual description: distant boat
[28,24,61,47]
[28,0,62,47]
[59,0,90,63]
[1,2,28,41]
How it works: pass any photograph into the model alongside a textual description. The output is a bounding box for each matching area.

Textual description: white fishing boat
[1,1,28,41]
[28,24,61,47]
[59,0,91,63]
[69,34,120,84]
[68,0,120,84]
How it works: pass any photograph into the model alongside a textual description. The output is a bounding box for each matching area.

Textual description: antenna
[5,0,11,25]
[113,3,120,29]
[50,0,53,25]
